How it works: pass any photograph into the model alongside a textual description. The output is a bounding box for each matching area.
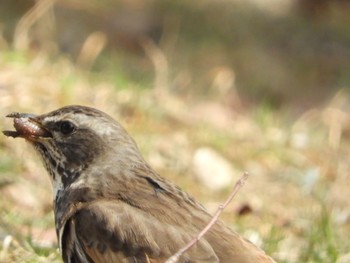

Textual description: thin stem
[165,172,249,263]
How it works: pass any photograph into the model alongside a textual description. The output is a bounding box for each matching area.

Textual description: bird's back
[56,164,275,263]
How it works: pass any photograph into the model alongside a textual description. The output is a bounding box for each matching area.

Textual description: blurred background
[0,0,350,262]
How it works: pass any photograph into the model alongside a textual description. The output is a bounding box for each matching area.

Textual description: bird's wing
[57,169,275,263]
[64,199,219,263]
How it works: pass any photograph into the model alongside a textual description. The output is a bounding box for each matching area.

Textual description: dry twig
[165,172,249,263]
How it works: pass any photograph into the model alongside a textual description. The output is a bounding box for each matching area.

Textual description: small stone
[192,147,234,191]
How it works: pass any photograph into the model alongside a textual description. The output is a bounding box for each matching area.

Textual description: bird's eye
[59,121,76,135]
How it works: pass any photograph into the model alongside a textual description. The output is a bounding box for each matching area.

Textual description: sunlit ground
[1,1,350,262]
[0,49,349,263]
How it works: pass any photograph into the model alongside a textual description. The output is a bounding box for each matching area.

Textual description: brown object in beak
[2,112,51,139]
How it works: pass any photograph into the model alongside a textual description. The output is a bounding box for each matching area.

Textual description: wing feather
[72,200,219,262]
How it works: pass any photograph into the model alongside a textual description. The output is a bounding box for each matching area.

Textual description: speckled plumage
[3,105,276,263]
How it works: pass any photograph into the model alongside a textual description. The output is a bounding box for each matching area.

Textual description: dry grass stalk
[165,172,249,263]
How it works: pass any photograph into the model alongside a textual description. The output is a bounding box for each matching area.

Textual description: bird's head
[3,105,142,195]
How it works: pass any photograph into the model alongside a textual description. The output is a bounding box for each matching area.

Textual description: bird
[3,105,276,263]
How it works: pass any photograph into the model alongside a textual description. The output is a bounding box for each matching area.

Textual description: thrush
[3,105,276,263]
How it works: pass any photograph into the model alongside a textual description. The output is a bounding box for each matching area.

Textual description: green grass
[300,202,339,263]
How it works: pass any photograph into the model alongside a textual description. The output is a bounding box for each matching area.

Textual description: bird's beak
[2,112,51,140]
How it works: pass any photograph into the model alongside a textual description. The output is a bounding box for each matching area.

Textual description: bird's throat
[52,173,64,201]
